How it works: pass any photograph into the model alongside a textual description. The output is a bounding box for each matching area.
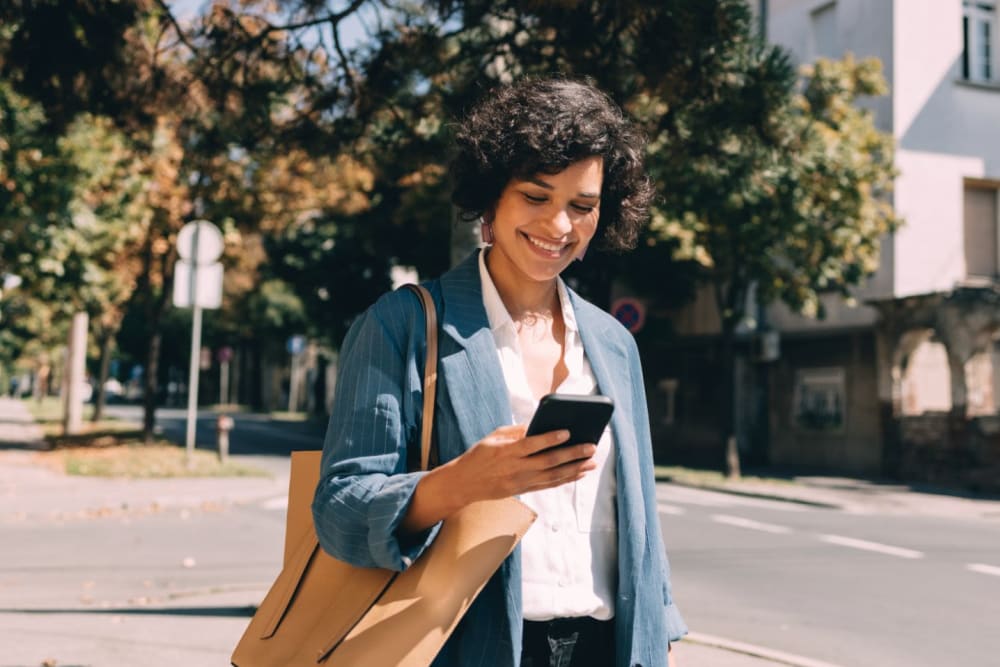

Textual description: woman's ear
[481,218,495,244]
[480,207,497,244]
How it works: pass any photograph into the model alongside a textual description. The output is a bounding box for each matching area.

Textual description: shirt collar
[477,248,578,334]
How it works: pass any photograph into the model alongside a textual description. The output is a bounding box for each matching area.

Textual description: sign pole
[184,225,201,468]
[288,352,298,413]
[220,359,229,406]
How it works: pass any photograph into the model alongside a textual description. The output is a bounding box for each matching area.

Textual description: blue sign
[287,335,307,356]
[610,298,646,334]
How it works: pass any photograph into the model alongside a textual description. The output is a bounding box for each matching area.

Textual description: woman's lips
[521,231,571,258]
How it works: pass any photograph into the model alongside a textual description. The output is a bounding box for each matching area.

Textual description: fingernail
[558,430,570,440]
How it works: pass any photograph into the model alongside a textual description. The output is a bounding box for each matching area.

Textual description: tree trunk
[91,331,114,422]
[720,328,741,479]
[142,330,161,445]
[713,278,746,480]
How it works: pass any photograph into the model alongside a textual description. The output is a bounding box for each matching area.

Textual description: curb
[683,631,845,667]
[655,476,843,510]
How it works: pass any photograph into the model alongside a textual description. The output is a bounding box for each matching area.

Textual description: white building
[740,0,1000,480]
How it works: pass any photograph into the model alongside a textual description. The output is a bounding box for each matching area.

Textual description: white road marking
[966,563,1000,577]
[818,534,923,559]
[657,502,685,515]
[261,496,288,510]
[681,631,846,667]
[710,514,792,534]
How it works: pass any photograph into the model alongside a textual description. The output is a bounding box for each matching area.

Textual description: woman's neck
[484,248,561,325]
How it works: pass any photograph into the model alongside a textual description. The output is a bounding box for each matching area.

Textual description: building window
[964,179,1000,279]
[658,378,678,426]
[794,368,846,433]
[963,1,998,83]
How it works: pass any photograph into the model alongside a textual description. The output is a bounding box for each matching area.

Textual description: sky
[168,0,371,50]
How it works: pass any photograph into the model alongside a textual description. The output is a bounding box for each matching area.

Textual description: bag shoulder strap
[400,284,438,472]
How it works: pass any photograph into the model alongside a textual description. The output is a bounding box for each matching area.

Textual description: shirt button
[551,524,559,532]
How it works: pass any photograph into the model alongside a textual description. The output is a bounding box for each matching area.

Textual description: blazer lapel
[570,290,646,552]
[437,250,513,450]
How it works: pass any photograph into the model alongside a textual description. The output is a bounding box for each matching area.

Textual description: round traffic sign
[177,220,224,265]
[610,297,646,334]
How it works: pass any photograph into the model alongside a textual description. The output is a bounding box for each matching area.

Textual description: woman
[313,77,686,667]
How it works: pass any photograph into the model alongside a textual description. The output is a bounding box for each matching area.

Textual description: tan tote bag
[232,284,537,667]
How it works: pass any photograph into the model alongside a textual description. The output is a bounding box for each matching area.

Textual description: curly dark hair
[450,76,653,252]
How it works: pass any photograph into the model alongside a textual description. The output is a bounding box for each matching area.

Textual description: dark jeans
[521,617,616,667]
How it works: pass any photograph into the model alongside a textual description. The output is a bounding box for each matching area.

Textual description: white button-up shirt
[478,250,618,621]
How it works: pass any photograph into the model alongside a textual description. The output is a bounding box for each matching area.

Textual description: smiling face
[485,156,603,289]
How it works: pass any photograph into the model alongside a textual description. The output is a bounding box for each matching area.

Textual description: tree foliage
[0,1,899,459]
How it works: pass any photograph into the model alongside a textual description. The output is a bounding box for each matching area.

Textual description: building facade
[656,1,1000,486]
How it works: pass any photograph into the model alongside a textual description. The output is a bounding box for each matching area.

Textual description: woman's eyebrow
[526,177,554,190]
[525,177,600,199]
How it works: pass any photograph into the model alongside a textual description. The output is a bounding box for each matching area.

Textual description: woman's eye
[572,204,595,214]
[522,193,547,204]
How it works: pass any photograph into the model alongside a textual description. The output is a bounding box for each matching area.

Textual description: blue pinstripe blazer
[312,250,686,667]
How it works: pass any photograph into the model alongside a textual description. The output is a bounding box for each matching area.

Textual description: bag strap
[401,284,438,472]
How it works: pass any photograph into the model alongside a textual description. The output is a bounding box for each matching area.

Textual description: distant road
[659,484,1000,667]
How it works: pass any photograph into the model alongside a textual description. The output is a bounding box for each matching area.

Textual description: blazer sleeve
[311,291,442,571]
[626,335,688,643]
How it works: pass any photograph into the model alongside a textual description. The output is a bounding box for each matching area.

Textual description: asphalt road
[659,484,1000,667]
[95,405,1000,666]
[6,477,1000,666]
[0,503,285,666]
[104,405,325,476]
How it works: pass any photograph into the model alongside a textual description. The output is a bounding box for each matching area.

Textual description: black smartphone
[525,393,614,450]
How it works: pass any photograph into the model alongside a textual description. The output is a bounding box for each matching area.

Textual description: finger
[519,429,570,455]
[531,443,597,469]
[481,424,528,445]
[524,459,597,491]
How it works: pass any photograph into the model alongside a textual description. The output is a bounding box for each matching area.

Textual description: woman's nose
[544,208,573,235]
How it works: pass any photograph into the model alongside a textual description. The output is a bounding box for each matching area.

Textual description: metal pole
[184,224,201,467]
[220,360,229,406]
[185,305,202,466]
[288,352,298,413]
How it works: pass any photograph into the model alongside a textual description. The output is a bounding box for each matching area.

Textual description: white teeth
[525,235,565,252]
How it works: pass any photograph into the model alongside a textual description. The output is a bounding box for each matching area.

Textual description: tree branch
[152,0,197,55]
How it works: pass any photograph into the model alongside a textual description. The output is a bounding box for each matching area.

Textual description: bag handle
[401,284,438,472]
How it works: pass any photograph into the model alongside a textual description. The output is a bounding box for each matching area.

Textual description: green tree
[57,114,150,420]
[0,1,900,470]
[650,54,900,475]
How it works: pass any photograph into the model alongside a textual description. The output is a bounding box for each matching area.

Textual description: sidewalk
[0,398,289,523]
[0,397,931,667]
[657,466,1000,522]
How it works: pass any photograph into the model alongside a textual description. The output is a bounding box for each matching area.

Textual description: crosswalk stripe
[966,563,1000,577]
[818,534,923,559]
[711,514,791,534]
[657,502,685,515]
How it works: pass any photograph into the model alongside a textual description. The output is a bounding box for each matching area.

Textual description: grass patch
[40,443,269,478]
[23,396,93,424]
[268,411,308,422]
[24,396,135,439]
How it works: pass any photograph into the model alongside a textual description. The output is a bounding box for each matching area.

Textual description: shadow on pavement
[1,605,257,618]
[745,464,1000,502]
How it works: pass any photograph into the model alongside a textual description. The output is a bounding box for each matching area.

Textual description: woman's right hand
[445,424,598,504]
[400,425,597,535]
